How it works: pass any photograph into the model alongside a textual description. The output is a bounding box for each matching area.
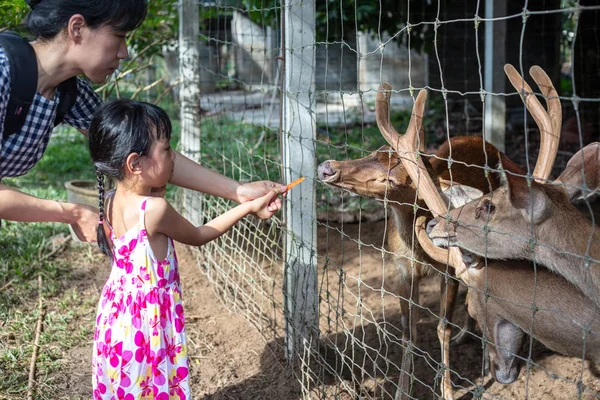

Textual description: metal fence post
[281,0,319,361]
[178,0,202,225]
[484,0,507,152]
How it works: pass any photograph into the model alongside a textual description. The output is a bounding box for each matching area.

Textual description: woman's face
[76,24,129,83]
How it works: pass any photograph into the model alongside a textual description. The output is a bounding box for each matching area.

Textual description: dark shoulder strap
[0,31,38,138]
[54,77,78,127]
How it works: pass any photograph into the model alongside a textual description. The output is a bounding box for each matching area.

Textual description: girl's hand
[248,190,281,219]
[237,180,286,214]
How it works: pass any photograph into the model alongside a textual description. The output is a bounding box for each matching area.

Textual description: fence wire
[181,0,600,399]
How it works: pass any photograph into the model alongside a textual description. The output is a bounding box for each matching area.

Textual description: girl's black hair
[88,99,172,258]
[25,0,148,40]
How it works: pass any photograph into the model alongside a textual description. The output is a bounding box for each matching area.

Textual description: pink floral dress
[92,198,190,399]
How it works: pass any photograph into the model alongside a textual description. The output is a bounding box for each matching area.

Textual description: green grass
[3,133,94,195]
[0,216,97,397]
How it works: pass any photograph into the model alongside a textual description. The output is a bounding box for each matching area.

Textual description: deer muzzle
[317,160,340,183]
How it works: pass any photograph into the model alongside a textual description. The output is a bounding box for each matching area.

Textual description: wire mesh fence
[177,0,600,398]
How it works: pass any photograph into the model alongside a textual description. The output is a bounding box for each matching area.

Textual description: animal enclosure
[178,0,600,398]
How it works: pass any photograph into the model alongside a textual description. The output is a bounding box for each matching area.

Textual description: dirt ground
[48,212,600,399]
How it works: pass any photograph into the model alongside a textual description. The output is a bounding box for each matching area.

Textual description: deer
[412,145,600,385]
[317,64,560,399]
[426,131,600,307]
[383,65,600,389]
[318,125,501,399]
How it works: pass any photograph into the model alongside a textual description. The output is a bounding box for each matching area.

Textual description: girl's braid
[96,169,105,224]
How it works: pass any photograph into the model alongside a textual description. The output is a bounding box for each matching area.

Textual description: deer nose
[461,250,476,265]
[426,218,439,234]
[317,161,335,180]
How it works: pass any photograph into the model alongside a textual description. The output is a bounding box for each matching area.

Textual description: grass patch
[0,218,102,397]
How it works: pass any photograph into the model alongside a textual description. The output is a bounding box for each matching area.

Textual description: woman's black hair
[88,99,172,258]
[25,0,148,40]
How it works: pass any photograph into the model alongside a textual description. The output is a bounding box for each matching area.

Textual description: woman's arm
[170,151,239,199]
[170,151,286,215]
[0,184,98,241]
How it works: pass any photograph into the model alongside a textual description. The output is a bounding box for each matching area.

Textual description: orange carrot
[285,176,305,192]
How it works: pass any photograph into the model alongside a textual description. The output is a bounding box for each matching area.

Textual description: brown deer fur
[467,260,600,383]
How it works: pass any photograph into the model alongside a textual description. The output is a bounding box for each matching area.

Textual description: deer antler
[529,66,562,180]
[376,84,467,274]
[376,83,426,153]
[504,64,561,181]
[376,84,465,400]
[415,216,452,265]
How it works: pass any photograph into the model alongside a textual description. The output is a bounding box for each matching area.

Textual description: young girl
[88,99,281,398]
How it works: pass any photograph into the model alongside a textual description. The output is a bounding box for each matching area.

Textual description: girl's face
[76,24,129,83]
[140,135,176,189]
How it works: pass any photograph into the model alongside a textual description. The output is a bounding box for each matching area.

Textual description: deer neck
[535,213,600,306]
[386,201,427,256]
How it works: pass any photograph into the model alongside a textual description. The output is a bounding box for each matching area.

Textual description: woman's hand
[237,181,286,217]
[68,203,100,242]
[248,190,282,219]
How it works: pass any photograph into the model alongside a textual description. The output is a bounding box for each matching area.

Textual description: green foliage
[316,109,413,162]
[200,118,282,183]
[0,0,29,34]
[129,0,179,58]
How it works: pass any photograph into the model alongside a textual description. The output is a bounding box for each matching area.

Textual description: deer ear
[441,183,484,209]
[555,142,600,201]
[500,154,550,224]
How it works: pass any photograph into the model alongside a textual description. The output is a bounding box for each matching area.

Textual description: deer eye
[475,199,496,219]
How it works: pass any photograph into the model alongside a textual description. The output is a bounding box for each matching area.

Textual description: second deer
[414,144,600,385]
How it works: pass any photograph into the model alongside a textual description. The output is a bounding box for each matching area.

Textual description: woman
[0,0,284,241]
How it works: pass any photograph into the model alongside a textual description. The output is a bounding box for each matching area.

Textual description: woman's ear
[67,14,87,43]
[126,153,142,175]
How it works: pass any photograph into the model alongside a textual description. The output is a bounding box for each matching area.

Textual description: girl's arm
[0,184,98,241]
[170,151,286,214]
[146,190,280,247]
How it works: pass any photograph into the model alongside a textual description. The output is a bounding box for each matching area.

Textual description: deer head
[317,75,506,215]
[317,137,501,207]
[425,65,562,258]
[408,65,561,273]
[427,143,600,259]
[317,145,430,205]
